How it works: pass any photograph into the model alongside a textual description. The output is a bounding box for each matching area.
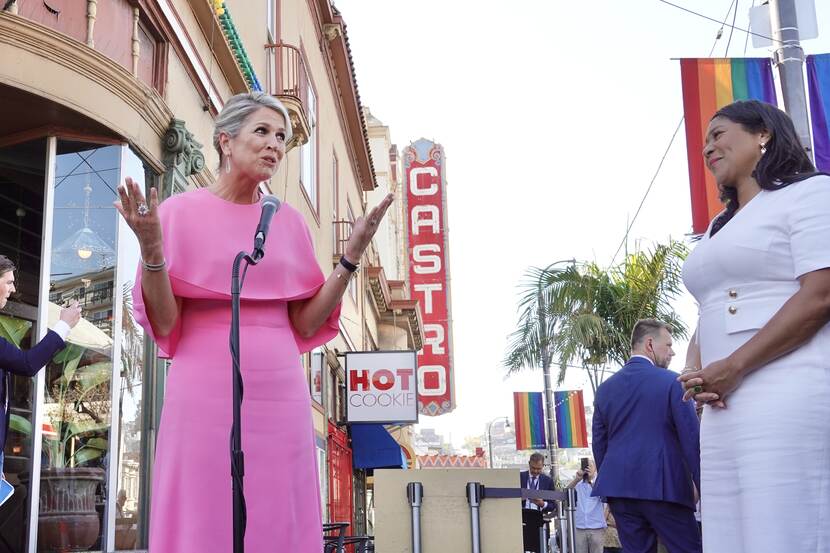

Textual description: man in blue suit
[592,319,701,553]
[0,255,80,480]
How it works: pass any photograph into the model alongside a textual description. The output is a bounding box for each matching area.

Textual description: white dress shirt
[574,480,606,529]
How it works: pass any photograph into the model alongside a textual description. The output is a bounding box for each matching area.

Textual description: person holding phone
[0,255,81,504]
[567,459,606,553]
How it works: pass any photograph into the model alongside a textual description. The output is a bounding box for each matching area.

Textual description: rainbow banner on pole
[513,392,547,450]
[679,58,777,234]
[554,390,588,449]
[807,54,830,172]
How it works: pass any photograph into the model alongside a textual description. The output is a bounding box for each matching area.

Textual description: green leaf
[0,315,32,347]
[9,413,32,434]
[71,445,106,466]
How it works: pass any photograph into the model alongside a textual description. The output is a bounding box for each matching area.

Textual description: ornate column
[161,119,206,198]
[85,0,97,47]
[131,6,140,76]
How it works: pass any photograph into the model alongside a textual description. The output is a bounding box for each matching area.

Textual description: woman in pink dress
[114,92,393,552]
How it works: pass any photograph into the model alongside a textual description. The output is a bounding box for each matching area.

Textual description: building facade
[0,0,420,551]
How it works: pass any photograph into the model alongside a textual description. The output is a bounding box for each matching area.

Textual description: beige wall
[374,469,524,553]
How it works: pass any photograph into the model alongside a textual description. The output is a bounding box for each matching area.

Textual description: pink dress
[133,188,339,553]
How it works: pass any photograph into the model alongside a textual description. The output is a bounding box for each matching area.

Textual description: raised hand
[59,300,82,328]
[343,193,394,264]
[114,177,164,260]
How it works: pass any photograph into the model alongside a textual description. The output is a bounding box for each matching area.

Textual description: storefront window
[112,148,150,551]
[37,141,121,552]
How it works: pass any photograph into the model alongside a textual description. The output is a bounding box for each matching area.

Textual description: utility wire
[657,0,780,44]
[610,0,743,264]
[725,0,739,55]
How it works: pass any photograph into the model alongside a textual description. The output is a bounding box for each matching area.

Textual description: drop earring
[225,155,231,174]
[760,143,767,156]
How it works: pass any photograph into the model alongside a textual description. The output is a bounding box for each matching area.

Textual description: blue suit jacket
[591,356,700,510]
[1,330,65,452]
[519,470,556,513]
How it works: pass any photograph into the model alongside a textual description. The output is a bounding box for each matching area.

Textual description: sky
[335,0,830,448]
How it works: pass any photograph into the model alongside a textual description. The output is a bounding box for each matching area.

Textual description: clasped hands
[677,356,745,409]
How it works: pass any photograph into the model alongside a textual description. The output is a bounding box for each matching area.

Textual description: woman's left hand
[678,357,745,408]
[343,193,394,264]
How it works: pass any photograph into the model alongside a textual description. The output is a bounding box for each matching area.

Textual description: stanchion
[565,488,577,553]
[466,482,483,553]
[407,482,423,553]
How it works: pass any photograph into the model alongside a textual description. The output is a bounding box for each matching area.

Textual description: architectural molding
[0,12,173,150]
[161,119,206,197]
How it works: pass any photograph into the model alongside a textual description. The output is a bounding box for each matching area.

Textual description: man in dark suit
[519,452,556,512]
[519,452,556,553]
[592,319,701,553]
[0,255,80,475]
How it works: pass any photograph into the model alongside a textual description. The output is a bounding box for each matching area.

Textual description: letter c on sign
[409,167,438,196]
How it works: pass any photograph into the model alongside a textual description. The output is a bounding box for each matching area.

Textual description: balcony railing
[331,219,352,266]
[265,41,311,150]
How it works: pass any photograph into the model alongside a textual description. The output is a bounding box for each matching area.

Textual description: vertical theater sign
[404,139,456,416]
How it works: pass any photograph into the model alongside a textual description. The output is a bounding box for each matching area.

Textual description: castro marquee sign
[404,139,456,416]
[345,351,419,423]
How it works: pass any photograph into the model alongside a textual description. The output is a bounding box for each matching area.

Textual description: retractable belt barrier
[404,482,577,553]
[465,483,576,553]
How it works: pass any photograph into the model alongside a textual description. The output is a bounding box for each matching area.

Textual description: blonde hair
[212,92,292,163]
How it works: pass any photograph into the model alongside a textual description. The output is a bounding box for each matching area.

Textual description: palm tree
[504,241,689,393]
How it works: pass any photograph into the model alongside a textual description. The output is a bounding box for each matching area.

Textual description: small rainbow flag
[679,58,778,234]
[807,54,830,172]
[513,392,547,450]
[554,390,588,449]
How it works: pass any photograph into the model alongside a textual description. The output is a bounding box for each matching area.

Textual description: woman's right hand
[114,177,164,260]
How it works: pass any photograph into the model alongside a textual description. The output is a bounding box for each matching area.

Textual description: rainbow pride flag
[554,390,588,449]
[513,392,547,450]
[807,54,830,172]
[679,58,778,234]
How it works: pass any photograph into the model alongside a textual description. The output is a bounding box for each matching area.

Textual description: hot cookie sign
[404,139,456,416]
[345,351,419,423]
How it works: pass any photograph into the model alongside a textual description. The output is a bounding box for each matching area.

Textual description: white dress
[682,174,830,553]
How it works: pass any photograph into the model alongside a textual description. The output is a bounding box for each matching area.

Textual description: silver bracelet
[142,259,166,272]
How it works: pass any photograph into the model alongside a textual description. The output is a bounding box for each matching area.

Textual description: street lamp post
[486,417,510,468]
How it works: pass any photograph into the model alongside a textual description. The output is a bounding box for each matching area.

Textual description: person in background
[592,319,701,553]
[566,460,606,553]
[0,255,81,479]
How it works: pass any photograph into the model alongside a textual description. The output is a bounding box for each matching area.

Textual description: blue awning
[350,424,406,470]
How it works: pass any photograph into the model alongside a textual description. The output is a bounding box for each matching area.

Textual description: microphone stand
[230,248,263,553]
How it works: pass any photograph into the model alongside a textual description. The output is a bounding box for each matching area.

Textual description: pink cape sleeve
[131,190,341,358]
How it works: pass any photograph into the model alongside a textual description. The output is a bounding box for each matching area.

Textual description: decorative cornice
[213,1,260,91]
[0,12,173,143]
[162,119,206,197]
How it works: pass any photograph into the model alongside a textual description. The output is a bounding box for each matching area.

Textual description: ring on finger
[137,203,150,216]
[693,385,703,394]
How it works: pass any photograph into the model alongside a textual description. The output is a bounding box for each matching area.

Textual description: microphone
[252,195,281,261]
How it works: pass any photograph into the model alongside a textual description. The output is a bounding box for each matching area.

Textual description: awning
[350,424,406,470]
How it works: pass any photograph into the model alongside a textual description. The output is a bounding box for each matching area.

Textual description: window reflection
[39,141,120,552]
[113,148,149,551]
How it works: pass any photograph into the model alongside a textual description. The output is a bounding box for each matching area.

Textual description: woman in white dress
[679,100,830,553]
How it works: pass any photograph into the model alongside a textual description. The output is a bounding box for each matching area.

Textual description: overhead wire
[609,0,745,264]
[657,0,780,44]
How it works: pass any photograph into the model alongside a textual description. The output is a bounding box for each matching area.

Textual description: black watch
[339,256,359,272]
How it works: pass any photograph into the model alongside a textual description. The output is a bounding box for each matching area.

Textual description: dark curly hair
[709,100,825,237]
